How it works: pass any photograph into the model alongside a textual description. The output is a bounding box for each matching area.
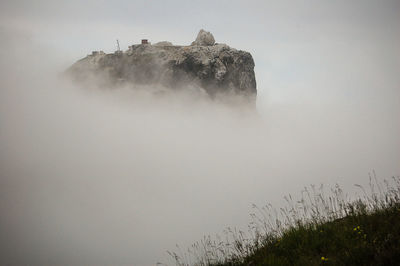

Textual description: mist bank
[1,28,400,265]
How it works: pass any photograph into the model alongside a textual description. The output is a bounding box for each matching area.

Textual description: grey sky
[1,0,400,109]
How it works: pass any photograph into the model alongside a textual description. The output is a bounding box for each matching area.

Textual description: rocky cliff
[67,30,257,105]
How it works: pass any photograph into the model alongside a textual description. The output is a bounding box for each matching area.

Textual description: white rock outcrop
[191,29,215,46]
[67,30,256,106]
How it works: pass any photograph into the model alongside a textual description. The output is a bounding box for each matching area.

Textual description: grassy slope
[169,178,400,266]
[220,204,400,266]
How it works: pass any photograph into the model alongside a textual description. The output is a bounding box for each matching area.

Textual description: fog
[1,1,400,265]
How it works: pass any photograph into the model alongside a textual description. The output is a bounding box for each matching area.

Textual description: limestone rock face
[67,30,256,105]
[191,29,215,46]
[154,41,173,46]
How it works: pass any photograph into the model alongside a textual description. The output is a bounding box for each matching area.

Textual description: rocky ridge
[67,30,257,105]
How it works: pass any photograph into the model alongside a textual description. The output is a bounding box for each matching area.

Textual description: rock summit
[67,30,257,105]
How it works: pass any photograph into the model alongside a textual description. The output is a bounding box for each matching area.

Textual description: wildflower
[321,256,329,261]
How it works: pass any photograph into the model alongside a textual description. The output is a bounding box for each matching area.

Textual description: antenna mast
[116,39,121,52]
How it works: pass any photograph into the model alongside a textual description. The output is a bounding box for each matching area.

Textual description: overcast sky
[1,0,400,109]
[1,1,400,265]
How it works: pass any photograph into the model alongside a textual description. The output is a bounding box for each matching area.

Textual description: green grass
[168,174,400,266]
[235,204,400,265]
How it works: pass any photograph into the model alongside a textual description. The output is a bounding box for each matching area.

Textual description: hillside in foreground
[228,203,400,265]
[169,176,400,266]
